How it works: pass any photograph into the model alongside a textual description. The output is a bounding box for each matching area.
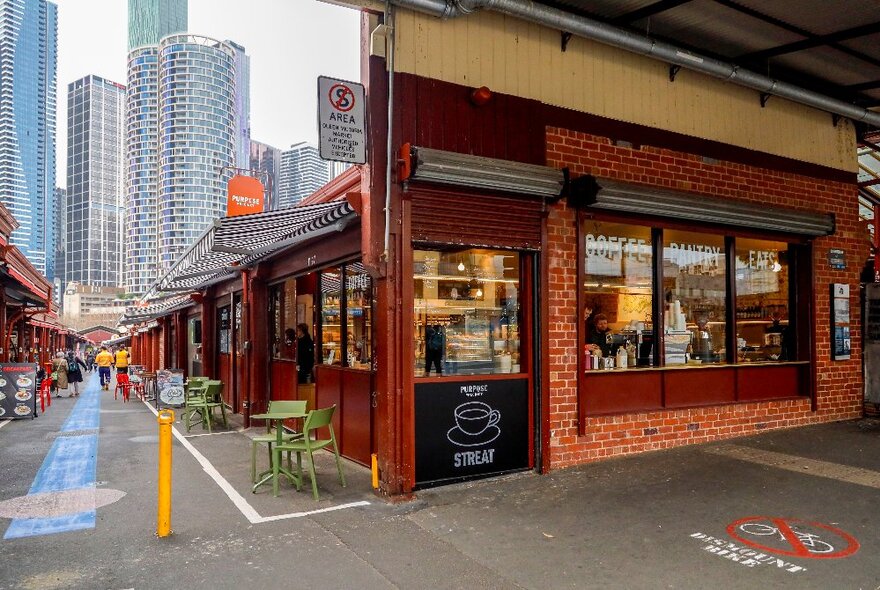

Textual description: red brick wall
[545,127,863,469]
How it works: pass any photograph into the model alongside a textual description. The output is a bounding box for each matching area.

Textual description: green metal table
[250,411,307,496]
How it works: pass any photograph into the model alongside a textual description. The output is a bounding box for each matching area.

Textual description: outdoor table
[250,411,307,496]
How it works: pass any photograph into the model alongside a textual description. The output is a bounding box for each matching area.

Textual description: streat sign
[226,175,265,217]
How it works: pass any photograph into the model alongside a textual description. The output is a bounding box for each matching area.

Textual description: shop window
[269,278,297,360]
[346,264,373,369]
[662,230,727,366]
[583,222,654,368]
[735,238,792,362]
[217,306,231,354]
[320,268,343,365]
[413,248,521,376]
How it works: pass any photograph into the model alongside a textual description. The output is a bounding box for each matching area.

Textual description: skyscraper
[66,75,126,287]
[128,0,187,50]
[53,186,66,286]
[249,140,280,210]
[0,0,57,277]
[227,40,250,169]
[278,143,329,209]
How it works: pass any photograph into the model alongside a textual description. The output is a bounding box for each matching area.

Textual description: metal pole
[875,204,879,283]
[156,409,175,537]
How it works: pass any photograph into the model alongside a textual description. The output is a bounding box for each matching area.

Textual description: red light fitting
[470,86,493,106]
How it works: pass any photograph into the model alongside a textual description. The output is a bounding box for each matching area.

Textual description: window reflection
[735,238,792,362]
[582,221,654,368]
[345,264,373,369]
[662,230,726,365]
[320,268,343,365]
[414,248,521,376]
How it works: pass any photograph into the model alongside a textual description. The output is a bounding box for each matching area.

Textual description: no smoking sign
[318,76,366,164]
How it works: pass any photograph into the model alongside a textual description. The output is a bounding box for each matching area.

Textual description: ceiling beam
[847,80,880,92]
[737,21,880,61]
[610,0,693,25]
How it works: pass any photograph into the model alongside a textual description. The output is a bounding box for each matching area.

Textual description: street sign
[317,76,366,165]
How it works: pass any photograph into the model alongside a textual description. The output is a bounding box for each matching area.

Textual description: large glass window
[581,221,798,370]
[320,268,343,365]
[269,278,297,360]
[346,264,374,369]
[414,248,521,376]
[662,230,727,365]
[735,238,792,362]
[583,222,654,367]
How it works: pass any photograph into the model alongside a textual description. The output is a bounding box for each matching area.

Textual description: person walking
[96,346,113,390]
[65,350,88,396]
[295,323,315,384]
[114,346,130,375]
[51,351,70,398]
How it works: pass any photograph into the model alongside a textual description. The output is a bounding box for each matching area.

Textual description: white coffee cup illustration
[454,401,500,436]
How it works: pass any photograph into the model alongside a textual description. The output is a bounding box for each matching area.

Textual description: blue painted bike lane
[4,373,102,539]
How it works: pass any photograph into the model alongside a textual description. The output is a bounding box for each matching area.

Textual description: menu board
[0,363,38,420]
[157,369,185,408]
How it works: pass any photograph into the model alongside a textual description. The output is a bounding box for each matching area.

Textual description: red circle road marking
[328,84,355,112]
[727,516,859,559]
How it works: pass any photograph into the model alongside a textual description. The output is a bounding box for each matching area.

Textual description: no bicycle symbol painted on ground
[727,516,859,559]
[328,83,356,112]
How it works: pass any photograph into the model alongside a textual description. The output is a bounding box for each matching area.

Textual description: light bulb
[771,261,782,272]
[457,261,465,272]
[476,288,483,297]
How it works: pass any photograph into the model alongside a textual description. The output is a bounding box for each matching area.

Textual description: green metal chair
[200,380,228,433]
[183,383,208,432]
[185,376,209,392]
[272,405,346,500]
[250,400,306,483]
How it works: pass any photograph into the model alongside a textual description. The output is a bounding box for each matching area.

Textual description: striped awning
[120,294,195,325]
[145,198,358,299]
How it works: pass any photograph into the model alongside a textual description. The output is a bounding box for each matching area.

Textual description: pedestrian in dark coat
[66,351,88,397]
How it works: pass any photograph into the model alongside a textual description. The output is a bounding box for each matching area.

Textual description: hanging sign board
[414,378,529,486]
[831,283,851,361]
[0,364,38,419]
[317,76,366,164]
[226,175,265,217]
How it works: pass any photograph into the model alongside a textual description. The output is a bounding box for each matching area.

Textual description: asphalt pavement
[1,373,878,589]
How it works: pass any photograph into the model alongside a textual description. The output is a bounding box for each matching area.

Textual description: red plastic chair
[115,373,131,402]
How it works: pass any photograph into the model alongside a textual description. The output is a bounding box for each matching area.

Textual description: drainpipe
[391,0,880,128]
[381,0,396,262]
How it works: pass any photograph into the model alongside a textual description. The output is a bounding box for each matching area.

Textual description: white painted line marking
[183,429,244,438]
[141,400,369,523]
[255,501,371,523]
[0,419,11,430]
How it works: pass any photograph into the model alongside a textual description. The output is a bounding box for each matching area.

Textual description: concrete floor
[1,372,878,589]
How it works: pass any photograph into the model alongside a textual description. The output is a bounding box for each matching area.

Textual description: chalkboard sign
[0,363,38,419]
[156,369,185,408]
[414,378,529,486]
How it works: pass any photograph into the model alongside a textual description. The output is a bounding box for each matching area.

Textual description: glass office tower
[66,75,126,287]
[156,35,236,272]
[278,143,329,209]
[0,0,57,276]
[128,0,187,50]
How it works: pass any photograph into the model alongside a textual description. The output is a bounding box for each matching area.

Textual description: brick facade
[545,127,863,469]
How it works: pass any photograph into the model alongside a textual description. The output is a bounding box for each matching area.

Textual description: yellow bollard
[156,409,175,537]
[371,453,379,489]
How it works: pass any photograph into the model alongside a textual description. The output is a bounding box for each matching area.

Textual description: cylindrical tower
[156,34,235,272]
[125,45,160,295]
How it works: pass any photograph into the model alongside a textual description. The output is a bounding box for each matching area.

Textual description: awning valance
[120,294,195,325]
[146,197,359,299]
[573,177,835,237]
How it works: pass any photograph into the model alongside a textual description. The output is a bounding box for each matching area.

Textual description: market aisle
[3,373,106,539]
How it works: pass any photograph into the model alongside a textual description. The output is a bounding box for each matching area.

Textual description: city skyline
[55,0,359,189]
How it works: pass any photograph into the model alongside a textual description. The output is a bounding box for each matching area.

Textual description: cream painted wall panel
[393,8,855,172]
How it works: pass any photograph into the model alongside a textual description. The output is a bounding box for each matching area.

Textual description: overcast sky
[55,0,361,188]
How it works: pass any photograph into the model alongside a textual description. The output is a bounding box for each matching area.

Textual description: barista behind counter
[586,313,618,357]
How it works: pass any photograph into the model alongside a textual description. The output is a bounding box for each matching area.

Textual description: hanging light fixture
[458,261,465,272]
[476,288,483,298]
